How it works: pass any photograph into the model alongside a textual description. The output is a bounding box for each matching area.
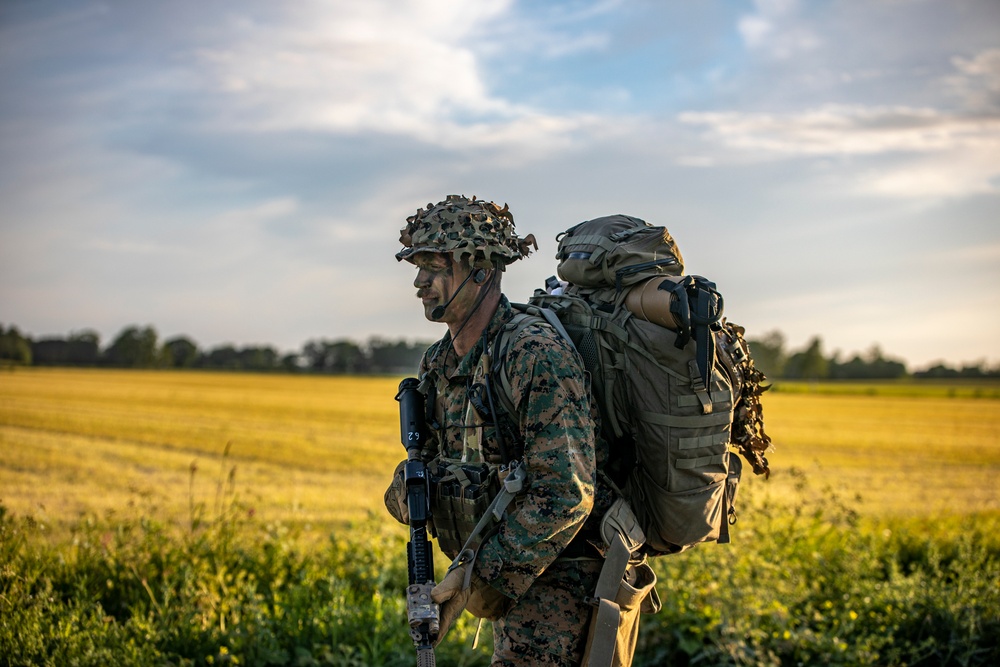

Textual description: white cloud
[679,105,1000,197]
[679,106,999,155]
[946,48,1000,111]
[184,0,601,158]
[861,149,1000,198]
[738,0,820,59]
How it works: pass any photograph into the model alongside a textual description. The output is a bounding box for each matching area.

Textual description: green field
[1,368,998,666]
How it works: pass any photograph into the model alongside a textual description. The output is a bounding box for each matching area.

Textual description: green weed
[2,470,998,666]
[638,470,1000,666]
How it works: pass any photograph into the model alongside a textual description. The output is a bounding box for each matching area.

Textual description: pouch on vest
[426,458,500,558]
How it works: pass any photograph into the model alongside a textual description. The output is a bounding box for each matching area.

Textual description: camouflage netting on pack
[727,322,772,478]
[396,194,537,270]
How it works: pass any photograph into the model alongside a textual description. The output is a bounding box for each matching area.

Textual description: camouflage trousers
[490,557,604,667]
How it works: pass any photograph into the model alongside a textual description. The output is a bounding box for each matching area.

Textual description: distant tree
[281,353,302,372]
[201,345,240,370]
[958,362,988,378]
[747,330,786,379]
[368,337,429,374]
[830,344,907,379]
[238,346,280,371]
[302,339,368,373]
[914,363,958,379]
[0,325,32,365]
[29,328,100,366]
[67,329,101,365]
[914,360,1000,379]
[784,336,829,380]
[104,325,159,368]
[70,329,100,346]
[198,344,281,371]
[163,336,199,368]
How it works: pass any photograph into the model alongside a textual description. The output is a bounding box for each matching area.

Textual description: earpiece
[472,268,488,284]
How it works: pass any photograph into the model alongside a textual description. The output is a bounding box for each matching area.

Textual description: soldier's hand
[431,561,472,646]
[383,460,408,524]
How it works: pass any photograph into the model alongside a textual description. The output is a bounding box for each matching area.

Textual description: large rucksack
[493,214,772,555]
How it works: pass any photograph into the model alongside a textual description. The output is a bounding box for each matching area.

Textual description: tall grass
[0,460,487,667]
[2,468,997,666]
[641,469,1000,666]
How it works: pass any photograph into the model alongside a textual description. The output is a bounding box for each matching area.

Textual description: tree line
[0,324,431,375]
[2,322,998,379]
[747,331,1000,381]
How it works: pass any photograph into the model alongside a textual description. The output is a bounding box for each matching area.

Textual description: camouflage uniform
[419,295,609,665]
[390,194,616,665]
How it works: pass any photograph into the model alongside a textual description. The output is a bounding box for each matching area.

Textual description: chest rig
[419,328,525,558]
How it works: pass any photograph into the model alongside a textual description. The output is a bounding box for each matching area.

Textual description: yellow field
[763,388,1000,516]
[0,368,403,531]
[1,368,998,534]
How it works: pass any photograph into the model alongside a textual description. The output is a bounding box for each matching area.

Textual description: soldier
[384,195,616,666]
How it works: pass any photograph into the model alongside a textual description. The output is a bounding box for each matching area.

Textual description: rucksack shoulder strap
[514,302,575,348]
[490,308,547,420]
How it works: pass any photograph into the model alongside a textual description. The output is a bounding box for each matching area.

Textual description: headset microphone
[430,268,488,321]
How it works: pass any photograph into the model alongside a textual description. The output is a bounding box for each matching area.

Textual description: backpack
[493,214,772,555]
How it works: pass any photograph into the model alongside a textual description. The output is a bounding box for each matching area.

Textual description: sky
[1,0,998,369]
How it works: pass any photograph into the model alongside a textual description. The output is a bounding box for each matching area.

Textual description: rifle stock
[396,378,438,664]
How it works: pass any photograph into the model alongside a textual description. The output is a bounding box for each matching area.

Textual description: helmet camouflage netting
[396,194,537,270]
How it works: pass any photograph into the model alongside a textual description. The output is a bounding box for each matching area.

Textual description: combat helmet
[396,194,537,270]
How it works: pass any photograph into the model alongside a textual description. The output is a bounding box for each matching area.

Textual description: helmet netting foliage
[396,194,537,270]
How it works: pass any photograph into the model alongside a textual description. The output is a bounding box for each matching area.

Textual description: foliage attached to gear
[396,194,537,269]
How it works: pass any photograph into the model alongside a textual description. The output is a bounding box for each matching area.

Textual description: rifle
[396,378,439,666]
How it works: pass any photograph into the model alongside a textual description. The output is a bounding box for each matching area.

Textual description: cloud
[946,48,1000,111]
[679,105,997,155]
[678,105,1000,197]
[182,0,605,158]
[738,0,820,60]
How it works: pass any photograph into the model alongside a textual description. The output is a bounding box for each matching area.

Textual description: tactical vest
[417,346,525,559]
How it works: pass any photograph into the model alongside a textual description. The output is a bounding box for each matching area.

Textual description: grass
[1,368,999,665]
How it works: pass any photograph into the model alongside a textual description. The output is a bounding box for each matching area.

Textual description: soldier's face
[412,252,479,324]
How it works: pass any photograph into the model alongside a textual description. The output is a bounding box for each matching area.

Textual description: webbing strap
[589,315,628,343]
[446,463,471,488]
[532,307,574,349]
[558,308,629,345]
[587,599,620,667]
[585,532,632,667]
[448,464,527,568]
[493,314,534,419]
[676,391,731,408]
[677,432,730,450]
[563,235,619,262]
[675,453,727,470]
[638,409,733,428]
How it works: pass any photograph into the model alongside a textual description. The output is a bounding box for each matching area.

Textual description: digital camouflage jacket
[418,295,598,601]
